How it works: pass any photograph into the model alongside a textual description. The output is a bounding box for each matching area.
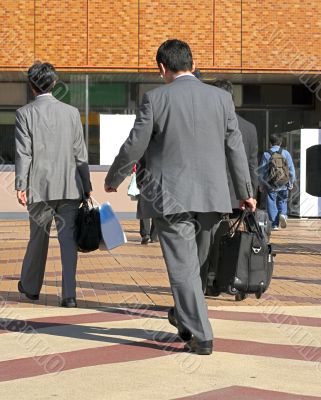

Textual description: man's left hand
[240,198,257,212]
[104,184,117,193]
[17,190,27,207]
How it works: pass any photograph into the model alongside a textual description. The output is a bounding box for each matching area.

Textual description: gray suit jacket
[106,76,252,219]
[228,115,258,209]
[15,95,91,204]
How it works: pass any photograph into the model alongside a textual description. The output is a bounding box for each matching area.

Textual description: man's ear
[159,63,166,78]
[191,61,196,72]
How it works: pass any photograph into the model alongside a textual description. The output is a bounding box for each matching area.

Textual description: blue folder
[99,202,127,250]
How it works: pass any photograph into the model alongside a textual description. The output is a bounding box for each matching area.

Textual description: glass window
[269,109,303,135]
[0,111,16,164]
[88,77,131,165]
[0,83,27,106]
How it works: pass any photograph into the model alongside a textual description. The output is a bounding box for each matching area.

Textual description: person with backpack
[259,134,296,230]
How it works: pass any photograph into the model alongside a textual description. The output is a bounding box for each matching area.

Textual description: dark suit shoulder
[237,115,257,134]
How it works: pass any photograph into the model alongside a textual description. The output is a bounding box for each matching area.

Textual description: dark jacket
[227,115,258,209]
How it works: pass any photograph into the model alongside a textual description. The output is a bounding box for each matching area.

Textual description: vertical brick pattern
[242,0,321,71]
[88,0,138,67]
[214,0,242,68]
[139,1,213,68]
[1,0,321,71]
[0,0,34,66]
[35,0,87,67]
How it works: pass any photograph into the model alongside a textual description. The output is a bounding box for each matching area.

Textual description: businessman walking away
[105,40,255,354]
[15,62,92,308]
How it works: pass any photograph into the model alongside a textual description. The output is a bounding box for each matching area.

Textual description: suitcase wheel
[235,292,247,301]
[227,284,238,295]
[255,282,265,299]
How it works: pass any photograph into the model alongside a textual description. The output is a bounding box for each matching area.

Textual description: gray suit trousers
[154,212,221,342]
[21,199,80,298]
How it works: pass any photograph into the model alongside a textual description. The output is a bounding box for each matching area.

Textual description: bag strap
[229,210,247,235]
[230,209,265,243]
[245,211,265,241]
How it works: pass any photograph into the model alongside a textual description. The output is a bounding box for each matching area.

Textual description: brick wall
[0,0,321,72]
[0,0,34,67]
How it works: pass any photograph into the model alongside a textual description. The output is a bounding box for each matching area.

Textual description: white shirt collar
[36,93,53,98]
[175,72,195,79]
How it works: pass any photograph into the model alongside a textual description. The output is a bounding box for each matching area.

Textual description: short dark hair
[28,62,58,94]
[269,134,283,146]
[212,79,234,96]
[156,39,193,73]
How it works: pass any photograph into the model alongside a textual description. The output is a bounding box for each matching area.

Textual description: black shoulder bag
[76,198,102,252]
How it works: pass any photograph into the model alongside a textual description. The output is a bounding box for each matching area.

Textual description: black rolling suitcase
[213,210,275,300]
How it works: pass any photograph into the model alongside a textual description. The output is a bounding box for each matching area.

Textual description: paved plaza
[0,218,321,399]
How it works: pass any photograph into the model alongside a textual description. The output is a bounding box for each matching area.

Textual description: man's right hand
[104,184,117,193]
[239,198,257,212]
[17,190,27,207]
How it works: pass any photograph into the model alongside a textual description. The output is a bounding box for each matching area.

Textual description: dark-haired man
[259,134,296,230]
[15,62,92,307]
[105,39,255,354]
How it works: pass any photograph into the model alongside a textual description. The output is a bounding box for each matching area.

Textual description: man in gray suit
[15,62,92,308]
[105,40,255,354]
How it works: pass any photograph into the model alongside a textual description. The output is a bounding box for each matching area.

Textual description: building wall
[1,0,321,73]
[0,172,137,213]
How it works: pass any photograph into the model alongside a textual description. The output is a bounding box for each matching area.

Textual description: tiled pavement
[0,219,321,399]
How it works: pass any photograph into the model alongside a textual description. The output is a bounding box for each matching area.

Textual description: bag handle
[82,197,94,210]
[228,210,248,236]
[229,209,265,242]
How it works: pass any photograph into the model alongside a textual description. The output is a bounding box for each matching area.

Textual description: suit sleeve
[15,110,32,191]
[74,110,92,193]
[248,126,259,197]
[225,95,253,200]
[105,93,154,188]
[135,156,146,190]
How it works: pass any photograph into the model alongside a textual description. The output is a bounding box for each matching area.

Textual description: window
[0,111,16,164]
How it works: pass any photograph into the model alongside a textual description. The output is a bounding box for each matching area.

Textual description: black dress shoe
[205,286,221,297]
[141,236,150,245]
[60,297,77,308]
[184,337,213,355]
[18,281,39,301]
[168,307,192,342]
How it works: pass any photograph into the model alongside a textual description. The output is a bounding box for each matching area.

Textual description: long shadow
[0,320,183,353]
[274,243,321,256]
[0,288,171,313]
[272,276,321,285]
[40,280,172,295]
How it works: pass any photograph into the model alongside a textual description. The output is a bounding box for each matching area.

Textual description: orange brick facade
[0,0,321,72]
